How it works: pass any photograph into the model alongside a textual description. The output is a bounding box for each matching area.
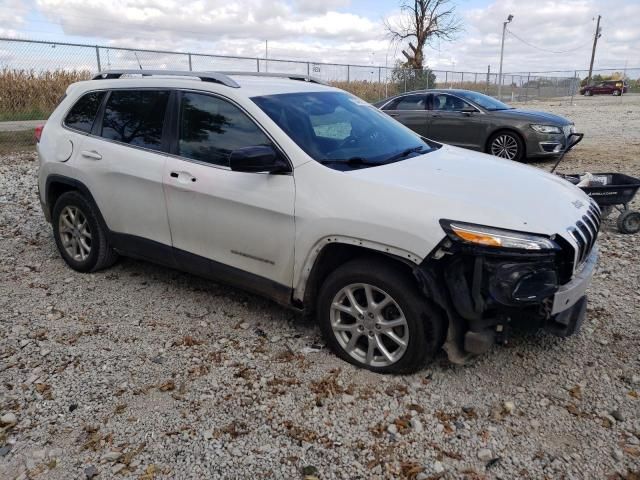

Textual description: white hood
[348,145,593,239]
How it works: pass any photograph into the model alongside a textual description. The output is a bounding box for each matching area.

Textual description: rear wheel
[617,210,640,234]
[488,131,525,162]
[52,191,118,272]
[613,89,621,96]
[317,258,444,374]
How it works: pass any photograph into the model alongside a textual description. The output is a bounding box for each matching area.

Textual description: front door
[163,91,295,290]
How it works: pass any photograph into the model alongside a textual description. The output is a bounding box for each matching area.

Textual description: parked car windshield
[252,91,435,170]
[454,91,513,111]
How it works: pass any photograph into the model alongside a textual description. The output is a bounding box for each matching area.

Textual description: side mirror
[229,146,289,174]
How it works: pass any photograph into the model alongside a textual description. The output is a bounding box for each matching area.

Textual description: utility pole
[497,14,514,100]
[265,40,268,72]
[587,15,601,86]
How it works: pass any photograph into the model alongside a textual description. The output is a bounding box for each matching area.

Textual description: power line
[505,28,590,55]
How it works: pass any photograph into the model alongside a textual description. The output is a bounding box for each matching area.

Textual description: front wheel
[585,90,593,96]
[317,258,445,374]
[488,131,525,162]
[613,89,621,96]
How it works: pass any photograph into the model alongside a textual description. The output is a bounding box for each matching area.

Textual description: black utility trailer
[551,134,640,234]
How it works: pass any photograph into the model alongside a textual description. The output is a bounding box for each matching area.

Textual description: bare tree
[386,0,462,70]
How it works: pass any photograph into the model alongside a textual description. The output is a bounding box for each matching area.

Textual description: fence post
[486,65,490,94]
[188,53,192,71]
[307,62,310,76]
[461,72,464,88]
[95,46,101,71]
[570,70,577,105]
[347,65,350,82]
[525,73,530,103]
[378,66,381,84]
[445,70,448,86]
[256,58,260,72]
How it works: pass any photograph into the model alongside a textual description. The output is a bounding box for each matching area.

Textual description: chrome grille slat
[565,205,601,273]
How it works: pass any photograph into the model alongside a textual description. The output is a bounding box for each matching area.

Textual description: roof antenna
[134,52,143,70]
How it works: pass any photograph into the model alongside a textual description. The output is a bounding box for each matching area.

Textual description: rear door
[426,93,485,150]
[380,94,429,136]
[81,89,173,251]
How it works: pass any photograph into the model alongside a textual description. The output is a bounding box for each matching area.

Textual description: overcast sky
[1,0,638,74]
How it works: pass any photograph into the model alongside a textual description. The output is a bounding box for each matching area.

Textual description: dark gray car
[374,89,575,162]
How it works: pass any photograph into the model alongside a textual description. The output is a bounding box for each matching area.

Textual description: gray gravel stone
[0,98,639,479]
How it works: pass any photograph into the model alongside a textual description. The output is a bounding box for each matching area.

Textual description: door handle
[388,113,399,117]
[170,171,197,183]
[81,150,102,160]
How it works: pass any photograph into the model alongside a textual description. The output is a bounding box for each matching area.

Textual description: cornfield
[0,69,91,121]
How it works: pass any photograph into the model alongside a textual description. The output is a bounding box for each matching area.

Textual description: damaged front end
[414,218,599,363]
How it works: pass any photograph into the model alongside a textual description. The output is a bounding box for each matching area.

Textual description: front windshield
[455,91,512,111]
[252,91,435,170]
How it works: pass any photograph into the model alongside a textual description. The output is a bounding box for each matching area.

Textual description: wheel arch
[294,236,422,311]
[45,175,110,234]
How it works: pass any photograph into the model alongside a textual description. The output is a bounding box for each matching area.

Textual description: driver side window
[432,94,473,112]
[179,92,272,167]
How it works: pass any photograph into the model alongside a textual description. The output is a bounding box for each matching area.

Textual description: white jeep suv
[37,70,600,373]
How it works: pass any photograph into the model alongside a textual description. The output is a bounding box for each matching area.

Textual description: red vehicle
[580,80,628,96]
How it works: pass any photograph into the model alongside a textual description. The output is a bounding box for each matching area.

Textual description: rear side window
[64,91,105,133]
[101,90,169,150]
[179,92,271,167]
[384,94,426,111]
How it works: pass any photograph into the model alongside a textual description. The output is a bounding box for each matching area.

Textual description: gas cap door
[55,138,73,162]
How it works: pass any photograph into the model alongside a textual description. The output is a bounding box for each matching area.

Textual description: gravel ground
[1,94,639,480]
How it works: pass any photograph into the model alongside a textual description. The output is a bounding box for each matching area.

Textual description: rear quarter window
[64,91,106,133]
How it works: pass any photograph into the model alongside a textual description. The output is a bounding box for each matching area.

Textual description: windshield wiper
[381,145,429,164]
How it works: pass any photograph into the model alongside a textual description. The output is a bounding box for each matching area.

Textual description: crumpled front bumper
[551,245,599,315]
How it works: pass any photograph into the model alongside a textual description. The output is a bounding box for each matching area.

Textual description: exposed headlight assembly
[440,220,559,251]
[530,124,562,134]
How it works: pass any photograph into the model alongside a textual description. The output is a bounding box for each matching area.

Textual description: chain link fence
[1,37,636,152]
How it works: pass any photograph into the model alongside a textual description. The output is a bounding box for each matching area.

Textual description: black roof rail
[91,70,240,88]
[217,71,327,85]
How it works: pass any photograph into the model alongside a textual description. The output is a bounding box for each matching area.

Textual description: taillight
[35,124,44,143]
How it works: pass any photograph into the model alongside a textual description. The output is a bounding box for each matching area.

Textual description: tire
[487,130,525,162]
[617,210,640,234]
[613,90,621,96]
[316,258,445,374]
[52,191,118,272]
[585,90,593,96]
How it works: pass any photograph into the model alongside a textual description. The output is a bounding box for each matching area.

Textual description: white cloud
[3,0,637,78]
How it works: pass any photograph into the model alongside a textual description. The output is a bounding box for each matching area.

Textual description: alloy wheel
[330,283,409,367]
[491,134,519,160]
[58,205,92,262]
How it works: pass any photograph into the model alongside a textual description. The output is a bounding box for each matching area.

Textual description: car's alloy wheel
[613,90,621,96]
[52,191,118,272]
[58,206,92,261]
[330,283,408,368]
[317,258,445,373]
[490,133,520,160]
